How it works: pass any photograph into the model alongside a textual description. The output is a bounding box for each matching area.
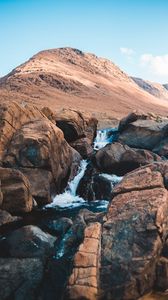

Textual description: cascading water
[94,128,118,150]
[46,160,88,209]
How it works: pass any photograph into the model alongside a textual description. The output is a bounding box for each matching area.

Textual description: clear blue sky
[0,0,168,82]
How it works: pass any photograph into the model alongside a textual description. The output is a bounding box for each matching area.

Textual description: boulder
[55,108,98,144]
[0,258,43,300]
[55,109,98,158]
[118,111,149,132]
[95,142,161,176]
[100,166,168,299]
[4,117,73,199]
[118,119,168,151]
[0,167,33,213]
[76,163,121,201]
[0,101,44,162]
[4,225,56,259]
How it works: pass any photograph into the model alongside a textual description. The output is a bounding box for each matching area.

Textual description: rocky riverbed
[0,103,168,300]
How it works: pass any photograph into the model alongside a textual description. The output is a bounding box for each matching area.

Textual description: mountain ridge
[0,47,168,125]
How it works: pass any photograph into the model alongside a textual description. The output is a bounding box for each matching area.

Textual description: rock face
[118,114,168,155]
[56,109,98,158]
[0,258,43,300]
[100,165,168,299]
[0,167,33,213]
[66,222,101,300]
[95,142,161,176]
[0,102,73,204]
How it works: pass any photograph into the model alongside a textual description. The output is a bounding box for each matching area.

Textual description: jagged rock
[95,142,161,175]
[0,258,43,300]
[118,118,168,151]
[0,167,33,213]
[66,222,101,300]
[4,225,56,259]
[100,165,168,299]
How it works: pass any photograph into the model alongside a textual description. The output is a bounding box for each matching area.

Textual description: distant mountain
[132,77,168,101]
[0,47,168,122]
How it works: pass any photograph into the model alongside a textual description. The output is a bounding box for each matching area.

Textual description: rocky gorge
[0,102,168,300]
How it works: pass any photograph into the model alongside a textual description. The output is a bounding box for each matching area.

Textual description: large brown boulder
[0,102,74,203]
[118,115,168,152]
[95,142,161,176]
[0,101,44,162]
[100,165,168,299]
[4,119,72,191]
[55,109,98,157]
[0,167,33,213]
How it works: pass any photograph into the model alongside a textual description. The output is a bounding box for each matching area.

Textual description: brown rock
[66,222,101,300]
[0,101,44,161]
[100,165,168,300]
[119,111,149,132]
[0,167,32,213]
[156,257,168,291]
[70,137,93,158]
[95,142,161,176]
[118,119,168,150]
[4,117,73,199]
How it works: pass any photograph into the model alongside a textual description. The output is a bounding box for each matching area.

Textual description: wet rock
[118,118,168,150]
[66,222,101,300]
[0,257,43,300]
[100,165,168,299]
[76,163,118,201]
[4,225,56,259]
[95,142,161,176]
[0,167,33,213]
[45,217,73,236]
[68,148,82,181]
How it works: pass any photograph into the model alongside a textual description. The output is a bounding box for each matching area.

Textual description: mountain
[0,47,168,124]
[132,77,168,101]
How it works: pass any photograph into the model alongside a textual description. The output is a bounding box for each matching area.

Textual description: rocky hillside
[132,77,168,101]
[0,48,168,125]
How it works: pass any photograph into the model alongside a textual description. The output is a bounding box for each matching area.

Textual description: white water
[94,128,117,150]
[46,160,88,209]
[46,128,122,210]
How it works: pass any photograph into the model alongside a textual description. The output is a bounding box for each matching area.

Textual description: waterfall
[46,160,88,209]
[94,128,118,150]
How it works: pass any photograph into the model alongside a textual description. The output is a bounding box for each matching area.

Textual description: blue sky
[0,0,168,82]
